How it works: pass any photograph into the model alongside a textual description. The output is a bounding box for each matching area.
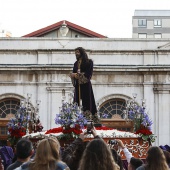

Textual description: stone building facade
[0,37,170,146]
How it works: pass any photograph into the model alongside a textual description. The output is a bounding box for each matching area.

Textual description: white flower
[70,124,74,128]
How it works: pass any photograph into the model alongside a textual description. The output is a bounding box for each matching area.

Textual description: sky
[0,0,170,38]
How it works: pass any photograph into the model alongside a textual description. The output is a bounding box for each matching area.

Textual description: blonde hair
[29,137,61,170]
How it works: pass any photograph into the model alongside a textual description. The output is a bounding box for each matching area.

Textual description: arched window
[0,98,20,118]
[99,98,126,119]
[0,98,20,143]
[99,98,134,132]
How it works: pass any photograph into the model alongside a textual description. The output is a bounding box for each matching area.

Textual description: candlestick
[80,99,82,106]
[132,93,137,100]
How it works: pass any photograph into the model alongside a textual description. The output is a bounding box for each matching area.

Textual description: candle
[80,99,82,106]
[77,69,80,74]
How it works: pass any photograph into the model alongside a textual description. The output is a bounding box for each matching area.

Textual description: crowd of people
[0,127,170,170]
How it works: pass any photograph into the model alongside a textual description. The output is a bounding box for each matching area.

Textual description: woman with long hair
[17,137,69,170]
[78,139,119,170]
[163,150,170,168]
[137,146,169,170]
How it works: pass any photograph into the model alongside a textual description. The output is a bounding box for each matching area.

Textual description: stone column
[46,85,74,130]
[153,85,170,145]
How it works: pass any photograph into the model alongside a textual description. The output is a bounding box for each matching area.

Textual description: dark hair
[69,141,89,170]
[163,150,170,167]
[111,148,124,170]
[130,157,143,169]
[75,47,88,61]
[145,146,169,170]
[16,138,33,159]
[75,47,92,71]
[78,139,118,170]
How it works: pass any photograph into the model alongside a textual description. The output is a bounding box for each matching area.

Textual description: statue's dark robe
[72,60,97,115]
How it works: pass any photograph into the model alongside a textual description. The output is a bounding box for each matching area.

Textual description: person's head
[16,138,33,159]
[145,146,169,170]
[69,141,89,170]
[73,141,89,159]
[163,150,170,167]
[75,47,88,61]
[29,137,61,170]
[111,148,124,170]
[78,139,118,170]
[128,157,143,170]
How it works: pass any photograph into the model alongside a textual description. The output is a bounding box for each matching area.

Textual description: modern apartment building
[132,10,170,38]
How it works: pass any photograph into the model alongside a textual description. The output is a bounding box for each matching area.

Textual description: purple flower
[128,105,153,131]
[55,102,88,130]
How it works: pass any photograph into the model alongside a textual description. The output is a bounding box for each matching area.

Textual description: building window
[154,33,162,38]
[154,19,161,27]
[0,98,20,118]
[138,19,147,27]
[138,33,147,38]
[75,34,79,38]
[98,98,126,119]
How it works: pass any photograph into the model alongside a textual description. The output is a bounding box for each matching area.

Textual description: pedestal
[28,136,149,159]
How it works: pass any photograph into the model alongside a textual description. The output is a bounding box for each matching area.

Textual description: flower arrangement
[7,98,43,146]
[7,107,28,146]
[45,125,137,138]
[126,98,156,143]
[55,102,88,140]
[135,128,156,143]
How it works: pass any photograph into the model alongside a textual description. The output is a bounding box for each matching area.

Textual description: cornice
[46,86,74,92]
[1,49,170,53]
[153,87,170,94]
[153,83,170,93]
[0,64,170,72]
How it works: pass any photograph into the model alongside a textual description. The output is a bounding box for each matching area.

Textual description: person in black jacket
[61,133,89,170]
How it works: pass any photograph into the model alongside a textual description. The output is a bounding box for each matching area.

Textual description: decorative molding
[28,136,149,159]
[153,87,170,94]
[0,93,24,100]
[46,86,74,93]
[153,84,170,93]
[96,94,132,106]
